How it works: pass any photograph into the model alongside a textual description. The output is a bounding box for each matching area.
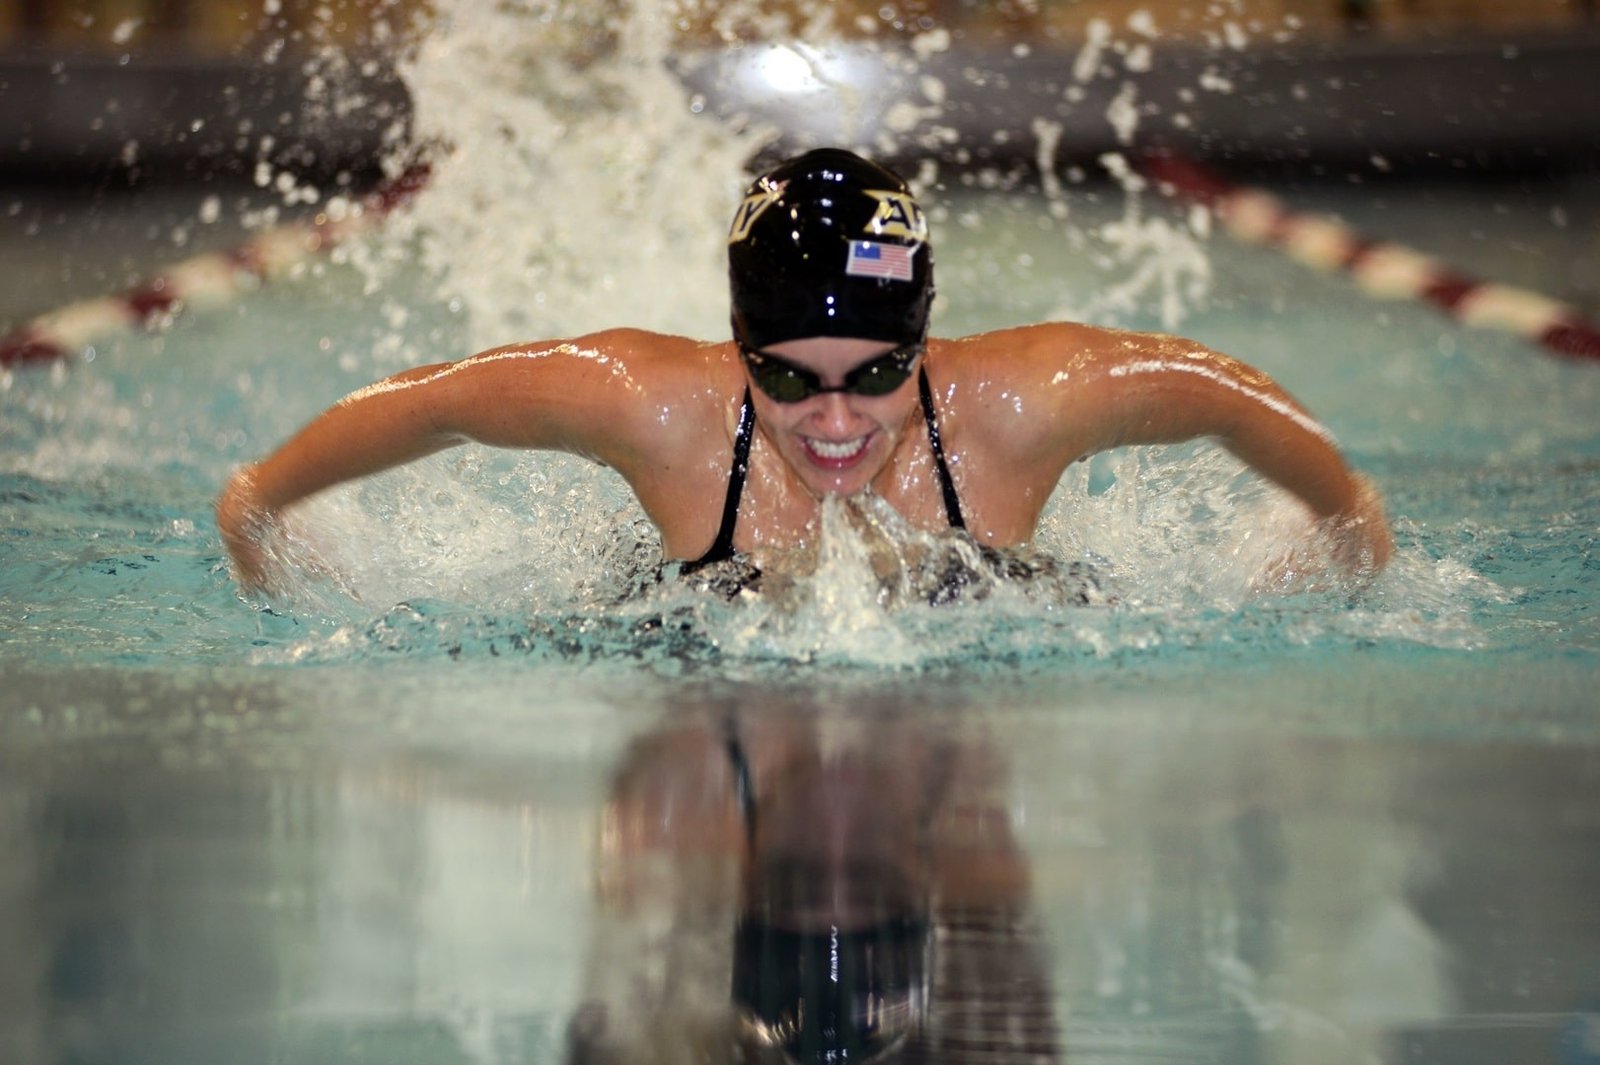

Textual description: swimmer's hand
[216,465,278,593]
[1325,474,1393,577]
[1256,474,1393,591]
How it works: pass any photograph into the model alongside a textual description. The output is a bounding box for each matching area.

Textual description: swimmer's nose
[808,392,864,433]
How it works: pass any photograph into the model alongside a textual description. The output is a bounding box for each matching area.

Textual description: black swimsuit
[682,367,964,574]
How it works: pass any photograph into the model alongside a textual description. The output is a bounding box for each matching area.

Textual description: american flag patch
[846,240,915,281]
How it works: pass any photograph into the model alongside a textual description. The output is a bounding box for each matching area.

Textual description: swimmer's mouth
[802,434,871,465]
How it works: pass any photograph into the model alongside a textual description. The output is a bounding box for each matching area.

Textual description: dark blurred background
[2,0,1598,190]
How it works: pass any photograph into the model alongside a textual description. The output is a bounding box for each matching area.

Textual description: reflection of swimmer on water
[568,702,1061,1064]
[217,148,1392,594]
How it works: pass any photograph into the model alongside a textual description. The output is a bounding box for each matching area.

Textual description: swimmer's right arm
[216,359,470,589]
[217,330,667,590]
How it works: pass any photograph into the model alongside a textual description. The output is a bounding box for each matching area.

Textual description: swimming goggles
[739,342,922,404]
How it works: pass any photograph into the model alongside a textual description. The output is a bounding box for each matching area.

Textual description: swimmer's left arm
[1030,326,1393,574]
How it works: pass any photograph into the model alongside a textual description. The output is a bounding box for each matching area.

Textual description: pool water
[4,10,1600,1064]
[4,168,1598,1065]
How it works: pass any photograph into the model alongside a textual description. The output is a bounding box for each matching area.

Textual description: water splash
[240,452,1503,674]
[350,0,768,355]
[9,0,1563,674]
[200,0,1507,668]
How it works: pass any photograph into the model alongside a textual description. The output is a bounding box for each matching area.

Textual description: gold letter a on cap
[864,190,927,243]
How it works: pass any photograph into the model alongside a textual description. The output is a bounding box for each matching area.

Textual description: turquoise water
[4,175,1598,671]
[3,159,1600,1065]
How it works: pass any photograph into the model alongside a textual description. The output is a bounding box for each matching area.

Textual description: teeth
[808,436,867,460]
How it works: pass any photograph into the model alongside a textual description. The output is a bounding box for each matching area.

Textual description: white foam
[188,0,1504,661]
[362,0,766,353]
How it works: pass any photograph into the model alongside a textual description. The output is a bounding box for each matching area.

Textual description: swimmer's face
[745,336,922,499]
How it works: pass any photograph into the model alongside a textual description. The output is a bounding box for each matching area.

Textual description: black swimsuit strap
[683,386,755,572]
[722,715,758,849]
[686,375,958,573]
[919,366,967,530]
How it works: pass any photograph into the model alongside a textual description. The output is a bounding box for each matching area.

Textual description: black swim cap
[733,915,930,1062]
[729,148,934,351]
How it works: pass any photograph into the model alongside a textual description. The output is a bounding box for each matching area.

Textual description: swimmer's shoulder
[468,327,698,369]
[439,329,734,463]
[930,322,1110,410]
[931,322,1176,462]
[462,328,727,402]
[939,321,1211,397]
[560,330,744,465]
[578,331,743,432]
[939,320,1143,365]
[551,328,736,391]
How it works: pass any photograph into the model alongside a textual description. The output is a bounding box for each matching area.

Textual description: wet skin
[216,321,1394,592]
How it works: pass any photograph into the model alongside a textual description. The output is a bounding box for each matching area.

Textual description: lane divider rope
[1138,151,1600,363]
[1,162,431,369]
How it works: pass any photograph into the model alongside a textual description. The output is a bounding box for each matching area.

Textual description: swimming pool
[4,9,1600,1065]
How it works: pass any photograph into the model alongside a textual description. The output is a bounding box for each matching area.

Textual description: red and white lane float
[0,162,431,370]
[1139,151,1600,363]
